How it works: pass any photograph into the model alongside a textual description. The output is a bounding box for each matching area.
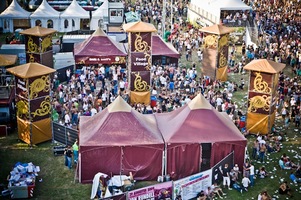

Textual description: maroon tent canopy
[74,28,127,65]
[79,96,164,183]
[155,94,247,180]
[152,35,180,58]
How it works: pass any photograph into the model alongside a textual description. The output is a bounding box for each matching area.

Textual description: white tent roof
[30,0,60,18]
[0,0,31,19]
[92,0,109,18]
[210,0,251,10]
[60,0,89,18]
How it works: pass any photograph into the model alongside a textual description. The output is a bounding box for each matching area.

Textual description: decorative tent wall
[90,0,109,30]
[155,94,247,180]
[79,96,165,183]
[30,0,61,31]
[60,0,90,32]
[0,0,31,33]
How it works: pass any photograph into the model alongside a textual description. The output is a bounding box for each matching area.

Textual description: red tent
[155,94,247,180]
[73,28,127,65]
[152,35,180,58]
[79,96,164,183]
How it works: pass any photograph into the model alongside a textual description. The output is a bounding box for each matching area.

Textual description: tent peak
[188,93,213,110]
[20,26,56,36]
[107,96,132,113]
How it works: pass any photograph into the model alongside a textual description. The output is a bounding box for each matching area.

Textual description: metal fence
[52,122,78,146]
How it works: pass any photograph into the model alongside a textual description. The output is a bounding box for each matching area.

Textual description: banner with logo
[128,181,172,200]
[173,169,212,200]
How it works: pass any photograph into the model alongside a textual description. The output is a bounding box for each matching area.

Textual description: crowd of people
[47,0,301,199]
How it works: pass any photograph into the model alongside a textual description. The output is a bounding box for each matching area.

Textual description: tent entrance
[200,143,211,171]
[13,19,30,30]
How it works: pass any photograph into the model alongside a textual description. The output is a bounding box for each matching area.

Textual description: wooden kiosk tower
[200,24,234,81]
[20,26,56,68]
[244,59,285,134]
[123,21,157,105]
[7,63,55,145]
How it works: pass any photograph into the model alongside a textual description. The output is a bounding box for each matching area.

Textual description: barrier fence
[52,122,78,146]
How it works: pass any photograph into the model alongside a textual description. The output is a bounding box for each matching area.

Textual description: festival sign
[173,169,212,200]
[30,96,52,122]
[24,35,53,53]
[130,32,151,52]
[130,71,150,92]
[131,53,150,71]
[248,92,271,115]
[217,34,229,69]
[15,76,28,99]
[249,71,273,93]
[28,75,51,100]
[128,181,172,200]
[16,96,29,120]
[26,53,41,63]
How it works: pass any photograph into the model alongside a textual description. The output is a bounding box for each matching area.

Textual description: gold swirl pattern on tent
[41,35,52,53]
[28,53,35,63]
[248,95,271,112]
[134,33,151,70]
[219,52,227,67]
[253,72,271,93]
[27,36,38,53]
[31,96,51,117]
[219,34,228,49]
[133,72,150,92]
[16,99,29,119]
[204,35,218,49]
[29,76,50,99]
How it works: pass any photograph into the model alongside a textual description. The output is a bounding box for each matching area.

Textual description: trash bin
[151,96,157,108]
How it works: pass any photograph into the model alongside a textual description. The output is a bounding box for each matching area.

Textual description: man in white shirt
[242,175,250,191]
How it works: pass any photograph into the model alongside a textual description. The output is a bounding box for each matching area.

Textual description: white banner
[173,169,212,200]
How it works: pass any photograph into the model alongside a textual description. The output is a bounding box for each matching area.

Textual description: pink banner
[127,181,172,200]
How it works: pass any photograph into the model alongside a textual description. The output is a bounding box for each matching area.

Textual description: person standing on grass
[242,175,251,192]
[64,145,73,169]
[249,163,255,187]
[259,143,266,163]
[72,139,79,165]
[220,163,232,190]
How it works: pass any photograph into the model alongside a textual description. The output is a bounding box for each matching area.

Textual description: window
[72,19,75,27]
[47,20,53,28]
[64,19,69,28]
[35,20,41,27]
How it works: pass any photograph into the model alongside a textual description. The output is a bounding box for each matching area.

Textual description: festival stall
[244,59,285,134]
[200,24,234,82]
[79,96,165,183]
[90,0,109,31]
[30,0,61,31]
[152,35,180,66]
[0,0,31,33]
[59,0,90,32]
[155,94,247,180]
[73,28,127,66]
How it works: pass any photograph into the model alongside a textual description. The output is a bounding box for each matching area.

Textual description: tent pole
[164,143,167,177]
